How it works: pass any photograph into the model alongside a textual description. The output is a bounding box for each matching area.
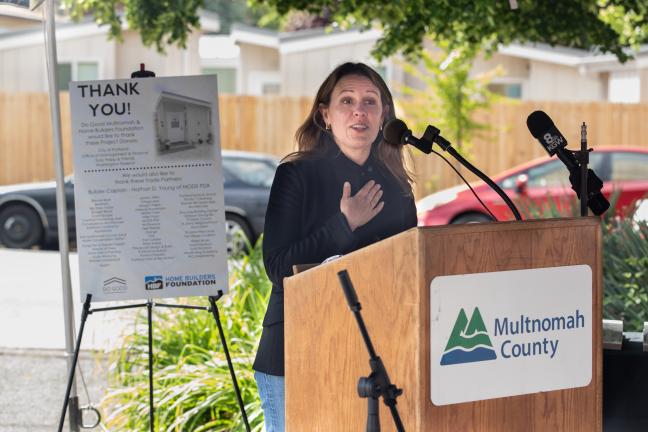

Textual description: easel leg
[58,294,92,432]
[147,299,155,432]
[208,293,251,432]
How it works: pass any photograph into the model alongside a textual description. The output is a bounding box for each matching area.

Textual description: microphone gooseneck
[385,118,522,221]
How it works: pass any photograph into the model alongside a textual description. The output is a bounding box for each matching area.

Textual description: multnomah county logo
[440,307,497,366]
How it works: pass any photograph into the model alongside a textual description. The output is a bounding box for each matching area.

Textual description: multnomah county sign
[430,265,592,405]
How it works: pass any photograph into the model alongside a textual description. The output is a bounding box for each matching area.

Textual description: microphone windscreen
[526,110,554,139]
[589,194,611,216]
[383,118,408,146]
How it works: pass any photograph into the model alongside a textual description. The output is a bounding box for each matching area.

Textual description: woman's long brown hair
[285,62,414,196]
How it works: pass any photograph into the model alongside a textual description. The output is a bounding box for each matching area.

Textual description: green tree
[399,43,501,156]
[62,1,648,59]
[256,0,648,62]
[62,0,203,52]
[397,42,502,193]
[203,0,271,34]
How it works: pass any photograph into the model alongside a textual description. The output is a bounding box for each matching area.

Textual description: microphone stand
[422,125,523,221]
[578,122,588,217]
[563,122,608,217]
[337,270,405,432]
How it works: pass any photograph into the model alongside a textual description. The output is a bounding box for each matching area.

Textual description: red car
[417,147,648,225]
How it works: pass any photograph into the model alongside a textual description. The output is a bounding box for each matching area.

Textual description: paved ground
[0,348,108,432]
[0,249,138,431]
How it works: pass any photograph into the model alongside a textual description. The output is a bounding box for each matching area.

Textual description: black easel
[337,270,405,432]
[58,65,250,432]
[58,292,250,432]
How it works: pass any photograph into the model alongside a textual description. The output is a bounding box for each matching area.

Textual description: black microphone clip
[423,125,451,151]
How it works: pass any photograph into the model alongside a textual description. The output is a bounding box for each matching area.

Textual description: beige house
[475,43,648,103]
[201,24,385,96]
[204,24,648,104]
[2,9,646,104]
[0,9,220,92]
[0,3,41,30]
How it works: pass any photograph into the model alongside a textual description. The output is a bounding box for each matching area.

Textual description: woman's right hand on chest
[339,180,384,231]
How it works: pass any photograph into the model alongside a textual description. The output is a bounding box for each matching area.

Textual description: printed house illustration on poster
[154,91,213,153]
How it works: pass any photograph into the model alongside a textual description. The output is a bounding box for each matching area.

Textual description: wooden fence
[2,93,648,198]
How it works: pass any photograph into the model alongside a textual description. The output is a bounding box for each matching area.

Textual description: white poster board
[70,75,227,302]
[430,265,592,406]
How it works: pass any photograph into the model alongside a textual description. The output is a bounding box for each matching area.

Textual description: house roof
[0,9,219,50]
[230,23,381,54]
[498,42,648,70]
[0,3,41,21]
[230,24,648,72]
[0,20,109,50]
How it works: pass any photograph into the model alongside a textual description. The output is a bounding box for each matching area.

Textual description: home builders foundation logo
[144,275,164,291]
[440,307,497,365]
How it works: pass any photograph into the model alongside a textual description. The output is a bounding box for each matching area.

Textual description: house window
[77,62,99,81]
[57,61,100,90]
[488,83,522,99]
[203,67,236,94]
[609,71,640,103]
[247,71,280,96]
[611,152,648,181]
[57,63,73,91]
[374,65,388,82]
[262,83,280,95]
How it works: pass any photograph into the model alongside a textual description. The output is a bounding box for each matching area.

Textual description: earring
[326,124,331,131]
[380,124,383,131]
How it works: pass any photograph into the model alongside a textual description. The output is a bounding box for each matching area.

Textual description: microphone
[384,118,523,221]
[526,110,609,215]
[527,111,579,172]
[382,119,433,154]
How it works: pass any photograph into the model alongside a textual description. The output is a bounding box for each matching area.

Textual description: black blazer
[253,146,417,376]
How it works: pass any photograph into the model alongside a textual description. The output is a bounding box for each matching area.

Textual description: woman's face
[320,74,387,163]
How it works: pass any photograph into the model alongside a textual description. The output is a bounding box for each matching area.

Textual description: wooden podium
[284,218,602,431]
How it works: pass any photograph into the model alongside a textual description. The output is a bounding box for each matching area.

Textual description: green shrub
[101,239,271,431]
[603,217,648,331]
[517,191,648,331]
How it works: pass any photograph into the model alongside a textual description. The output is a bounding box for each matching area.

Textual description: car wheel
[0,204,43,249]
[225,214,253,257]
[451,213,493,224]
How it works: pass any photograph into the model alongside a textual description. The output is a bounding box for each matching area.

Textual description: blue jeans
[254,371,285,432]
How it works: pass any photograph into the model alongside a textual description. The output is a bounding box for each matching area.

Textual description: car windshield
[610,152,648,181]
[499,153,605,188]
[223,157,277,187]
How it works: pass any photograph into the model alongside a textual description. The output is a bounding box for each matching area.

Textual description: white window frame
[488,77,525,99]
[608,71,640,104]
[48,58,103,89]
[247,70,280,95]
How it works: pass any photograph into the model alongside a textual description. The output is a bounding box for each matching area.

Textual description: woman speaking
[253,62,417,431]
